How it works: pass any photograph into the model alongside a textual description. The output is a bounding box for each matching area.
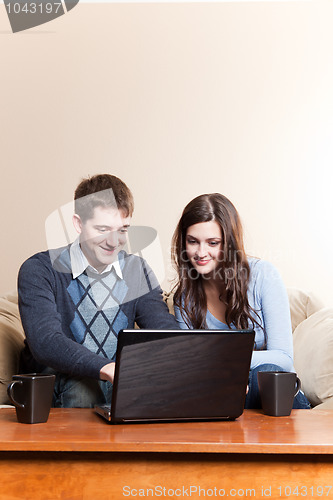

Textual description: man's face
[73,206,131,273]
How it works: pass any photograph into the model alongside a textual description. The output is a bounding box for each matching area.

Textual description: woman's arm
[250,260,294,371]
[174,304,191,329]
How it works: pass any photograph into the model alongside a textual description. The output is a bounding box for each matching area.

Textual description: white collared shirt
[70,237,123,280]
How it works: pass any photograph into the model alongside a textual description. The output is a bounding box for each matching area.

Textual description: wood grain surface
[1,408,333,454]
[1,408,333,500]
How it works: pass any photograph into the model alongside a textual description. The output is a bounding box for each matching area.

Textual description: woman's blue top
[174,258,294,371]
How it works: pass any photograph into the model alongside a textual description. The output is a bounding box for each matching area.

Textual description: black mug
[7,373,55,424]
[257,371,301,417]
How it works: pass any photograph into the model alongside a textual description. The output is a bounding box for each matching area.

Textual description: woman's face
[185,220,223,277]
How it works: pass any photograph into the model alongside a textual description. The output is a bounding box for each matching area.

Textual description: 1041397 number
[277,486,332,497]
[5,2,62,14]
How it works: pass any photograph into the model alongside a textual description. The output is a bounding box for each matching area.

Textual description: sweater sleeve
[250,260,294,371]
[18,255,110,379]
[133,260,179,330]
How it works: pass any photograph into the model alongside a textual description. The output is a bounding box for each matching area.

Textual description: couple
[18,174,310,409]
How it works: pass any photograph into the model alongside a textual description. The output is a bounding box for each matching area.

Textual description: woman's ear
[72,214,83,234]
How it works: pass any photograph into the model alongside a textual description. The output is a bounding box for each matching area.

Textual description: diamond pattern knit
[18,247,178,379]
[67,269,129,361]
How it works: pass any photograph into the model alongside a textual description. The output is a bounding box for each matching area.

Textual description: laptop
[95,328,255,424]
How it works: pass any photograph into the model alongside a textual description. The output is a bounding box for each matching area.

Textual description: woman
[171,193,310,409]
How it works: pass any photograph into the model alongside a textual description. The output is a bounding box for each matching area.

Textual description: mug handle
[7,380,25,408]
[294,377,301,397]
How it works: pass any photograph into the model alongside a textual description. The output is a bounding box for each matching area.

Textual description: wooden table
[1,408,333,500]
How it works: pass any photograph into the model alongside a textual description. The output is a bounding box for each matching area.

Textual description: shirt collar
[70,237,123,280]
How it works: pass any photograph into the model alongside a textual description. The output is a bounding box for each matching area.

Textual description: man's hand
[100,362,115,383]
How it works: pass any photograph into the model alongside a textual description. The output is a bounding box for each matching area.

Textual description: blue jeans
[42,367,113,408]
[245,363,311,410]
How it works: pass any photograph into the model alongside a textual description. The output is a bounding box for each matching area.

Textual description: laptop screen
[109,329,254,423]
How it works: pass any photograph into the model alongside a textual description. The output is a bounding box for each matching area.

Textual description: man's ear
[72,214,83,234]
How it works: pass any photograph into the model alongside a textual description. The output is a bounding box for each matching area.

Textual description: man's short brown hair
[74,174,134,222]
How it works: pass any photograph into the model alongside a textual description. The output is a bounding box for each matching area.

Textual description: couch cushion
[293,307,333,406]
[311,399,333,411]
[163,291,175,316]
[287,288,324,332]
[0,293,25,405]
[2,291,20,304]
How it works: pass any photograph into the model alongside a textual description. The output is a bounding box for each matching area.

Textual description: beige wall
[1,1,332,304]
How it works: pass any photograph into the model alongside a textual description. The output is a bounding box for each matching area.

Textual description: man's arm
[133,259,179,330]
[18,254,110,380]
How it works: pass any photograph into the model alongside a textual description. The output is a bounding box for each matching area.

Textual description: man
[18,174,178,407]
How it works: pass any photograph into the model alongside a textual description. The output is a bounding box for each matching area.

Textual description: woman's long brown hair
[171,193,262,332]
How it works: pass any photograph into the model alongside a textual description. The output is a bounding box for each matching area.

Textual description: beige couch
[0,288,331,409]
[0,292,25,407]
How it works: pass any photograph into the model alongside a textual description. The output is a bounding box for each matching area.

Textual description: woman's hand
[100,362,115,383]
